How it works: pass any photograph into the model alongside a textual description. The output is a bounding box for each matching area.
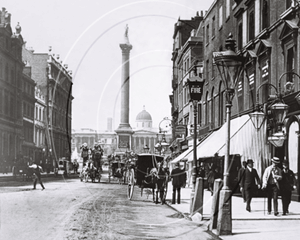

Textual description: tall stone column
[115,25,134,153]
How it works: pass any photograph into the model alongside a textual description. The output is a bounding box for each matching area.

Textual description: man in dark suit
[170,162,185,204]
[238,160,247,203]
[240,159,260,212]
[281,160,296,215]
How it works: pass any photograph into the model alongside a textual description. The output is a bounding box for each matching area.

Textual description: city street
[0,172,218,240]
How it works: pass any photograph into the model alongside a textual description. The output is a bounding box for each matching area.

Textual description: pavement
[165,181,300,240]
[2,172,300,239]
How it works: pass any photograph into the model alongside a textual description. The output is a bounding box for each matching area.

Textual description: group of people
[238,157,297,216]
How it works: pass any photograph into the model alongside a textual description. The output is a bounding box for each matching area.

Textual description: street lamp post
[249,81,289,147]
[213,33,245,235]
[155,133,169,155]
[186,64,205,212]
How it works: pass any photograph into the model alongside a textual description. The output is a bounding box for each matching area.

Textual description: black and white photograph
[0,0,300,239]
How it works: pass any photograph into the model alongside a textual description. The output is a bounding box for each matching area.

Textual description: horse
[144,162,169,204]
[111,161,126,184]
[88,161,97,182]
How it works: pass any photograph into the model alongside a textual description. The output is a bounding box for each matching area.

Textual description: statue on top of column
[124,24,130,44]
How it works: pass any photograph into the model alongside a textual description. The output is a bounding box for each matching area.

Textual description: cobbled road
[0,174,218,240]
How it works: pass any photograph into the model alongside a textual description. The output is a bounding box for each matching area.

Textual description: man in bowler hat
[262,157,282,216]
[280,160,296,215]
[240,159,260,212]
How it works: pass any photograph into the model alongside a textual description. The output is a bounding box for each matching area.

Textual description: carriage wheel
[127,168,134,200]
[123,170,127,184]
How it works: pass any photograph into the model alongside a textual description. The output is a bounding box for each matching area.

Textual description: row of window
[35,106,45,122]
[23,80,35,96]
[23,101,34,119]
[0,131,20,158]
[35,128,45,147]
[0,90,23,119]
[23,125,34,143]
[0,61,17,85]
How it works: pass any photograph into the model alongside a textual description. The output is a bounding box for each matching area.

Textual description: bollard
[191,177,204,216]
[208,178,223,231]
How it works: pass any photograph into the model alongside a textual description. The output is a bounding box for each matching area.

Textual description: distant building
[22,63,36,163]
[72,109,172,158]
[72,122,117,157]
[132,106,172,155]
[33,86,46,165]
[22,46,73,169]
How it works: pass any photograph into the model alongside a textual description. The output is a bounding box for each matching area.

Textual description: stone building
[0,8,24,168]
[169,12,204,154]
[22,61,36,163]
[22,46,73,169]
[72,125,117,158]
[131,107,172,155]
[170,0,300,200]
[33,86,46,165]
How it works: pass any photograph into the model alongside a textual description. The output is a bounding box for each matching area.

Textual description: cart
[127,153,169,204]
[110,161,126,184]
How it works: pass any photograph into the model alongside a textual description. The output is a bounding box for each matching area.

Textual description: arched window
[211,87,215,129]
[205,92,209,125]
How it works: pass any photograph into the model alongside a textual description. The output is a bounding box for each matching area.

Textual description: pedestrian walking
[238,160,247,203]
[280,160,297,215]
[262,157,282,216]
[170,162,185,204]
[73,159,79,174]
[28,161,45,190]
[207,164,220,195]
[240,159,260,212]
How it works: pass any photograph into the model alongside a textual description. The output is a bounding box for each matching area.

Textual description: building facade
[22,65,36,163]
[131,107,171,155]
[0,8,24,169]
[22,46,73,169]
[170,12,204,154]
[33,86,46,166]
[170,0,300,200]
[71,127,117,158]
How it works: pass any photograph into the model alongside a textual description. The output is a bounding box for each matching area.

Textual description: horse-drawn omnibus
[127,153,169,204]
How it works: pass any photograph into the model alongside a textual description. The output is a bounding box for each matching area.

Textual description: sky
[4,0,215,131]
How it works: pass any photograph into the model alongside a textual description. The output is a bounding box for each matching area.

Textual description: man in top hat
[262,157,282,216]
[280,159,297,215]
[240,159,260,212]
[238,160,247,203]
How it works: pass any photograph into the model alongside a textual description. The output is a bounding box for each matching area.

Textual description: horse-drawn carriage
[79,142,103,183]
[126,153,169,204]
[110,161,126,184]
[80,161,102,183]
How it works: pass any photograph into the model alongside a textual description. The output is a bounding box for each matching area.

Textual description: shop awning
[170,145,193,164]
[170,131,213,164]
[186,114,270,177]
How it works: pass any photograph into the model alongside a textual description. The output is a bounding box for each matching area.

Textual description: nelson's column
[115,25,133,155]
